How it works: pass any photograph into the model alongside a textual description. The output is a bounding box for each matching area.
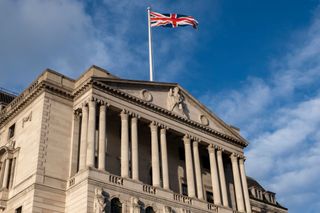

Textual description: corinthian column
[131,116,139,181]
[239,157,251,213]
[120,110,129,178]
[79,104,88,170]
[193,141,204,199]
[2,159,10,188]
[217,148,229,207]
[87,100,96,168]
[183,135,195,198]
[160,128,169,190]
[150,122,160,187]
[208,145,221,205]
[98,104,107,170]
[231,153,245,212]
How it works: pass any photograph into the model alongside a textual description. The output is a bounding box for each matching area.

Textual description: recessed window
[178,147,185,161]
[182,183,188,196]
[201,155,210,170]
[8,123,15,139]
[15,206,22,213]
[206,191,214,203]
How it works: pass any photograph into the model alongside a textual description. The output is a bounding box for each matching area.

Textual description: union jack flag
[150,11,198,29]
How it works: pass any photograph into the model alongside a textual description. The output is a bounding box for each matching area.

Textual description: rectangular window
[201,155,210,170]
[178,147,185,161]
[15,206,22,213]
[206,191,214,203]
[182,183,188,196]
[8,123,15,139]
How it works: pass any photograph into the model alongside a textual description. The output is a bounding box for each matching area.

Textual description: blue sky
[1,0,320,212]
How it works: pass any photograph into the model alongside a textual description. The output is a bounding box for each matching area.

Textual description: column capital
[120,110,129,120]
[74,109,81,116]
[239,155,246,162]
[88,99,96,107]
[192,140,199,148]
[207,144,217,153]
[149,121,158,131]
[183,134,191,144]
[128,111,141,119]
[230,153,240,160]
[160,128,166,134]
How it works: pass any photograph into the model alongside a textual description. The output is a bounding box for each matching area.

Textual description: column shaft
[239,158,252,213]
[208,145,221,205]
[150,122,160,187]
[160,128,169,190]
[87,100,96,167]
[98,104,106,170]
[193,141,204,199]
[231,154,245,212]
[183,136,196,198]
[69,112,80,176]
[2,159,10,188]
[131,116,139,181]
[120,111,129,178]
[217,149,229,207]
[79,105,88,170]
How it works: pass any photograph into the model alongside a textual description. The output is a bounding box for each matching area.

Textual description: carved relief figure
[167,87,184,111]
[130,197,141,213]
[94,188,107,213]
[163,206,172,213]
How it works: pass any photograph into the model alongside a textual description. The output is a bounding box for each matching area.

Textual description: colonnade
[75,99,251,212]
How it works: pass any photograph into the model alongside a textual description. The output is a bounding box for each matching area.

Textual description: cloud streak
[201,5,320,213]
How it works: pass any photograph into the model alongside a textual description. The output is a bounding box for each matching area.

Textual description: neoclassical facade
[0,66,287,213]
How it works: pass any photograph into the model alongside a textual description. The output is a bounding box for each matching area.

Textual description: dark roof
[247,176,266,191]
[0,88,16,105]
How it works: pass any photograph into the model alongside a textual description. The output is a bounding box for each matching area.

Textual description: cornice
[0,81,73,128]
[90,80,247,148]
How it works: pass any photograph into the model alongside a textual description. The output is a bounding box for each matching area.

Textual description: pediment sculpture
[167,87,189,118]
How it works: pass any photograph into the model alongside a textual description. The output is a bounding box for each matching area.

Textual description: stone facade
[0,66,288,213]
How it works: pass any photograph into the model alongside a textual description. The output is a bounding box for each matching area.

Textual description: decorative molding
[22,112,32,128]
[199,115,209,126]
[140,89,153,102]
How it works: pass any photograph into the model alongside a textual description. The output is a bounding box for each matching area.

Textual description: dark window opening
[8,124,15,139]
[111,198,122,213]
[206,191,214,203]
[182,183,188,196]
[146,207,155,213]
[201,155,210,170]
[15,206,22,213]
[178,147,185,161]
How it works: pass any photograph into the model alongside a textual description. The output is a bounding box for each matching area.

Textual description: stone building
[0,66,287,213]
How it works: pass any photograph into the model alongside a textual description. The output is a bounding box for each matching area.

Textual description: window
[182,183,188,196]
[206,191,214,203]
[111,198,122,213]
[15,206,22,213]
[201,155,210,170]
[178,147,185,161]
[146,207,155,213]
[8,124,15,139]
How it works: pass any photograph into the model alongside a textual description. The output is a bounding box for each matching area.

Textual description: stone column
[79,104,88,170]
[87,100,96,168]
[231,153,245,212]
[193,141,204,199]
[120,110,129,178]
[208,145,221,205]
[183,135,196,198]
[9,158,16,188]
[239,157,252,213]
[98,104,107,171]
[160,128,170,190]
[150,122,160,187]
[69,111,80,176]
[2,159,10,188]
[217,148,229,207]
[131,116,139,181]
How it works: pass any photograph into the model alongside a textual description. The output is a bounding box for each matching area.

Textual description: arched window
[145,207,155,213]
[111,198,122,213]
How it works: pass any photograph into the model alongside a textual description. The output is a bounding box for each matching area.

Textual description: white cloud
[201,5,320,213]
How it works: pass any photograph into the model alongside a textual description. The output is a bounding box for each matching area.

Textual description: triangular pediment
[94,78,247,144]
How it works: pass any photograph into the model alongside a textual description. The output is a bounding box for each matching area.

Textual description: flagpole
[147,7,154,81]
